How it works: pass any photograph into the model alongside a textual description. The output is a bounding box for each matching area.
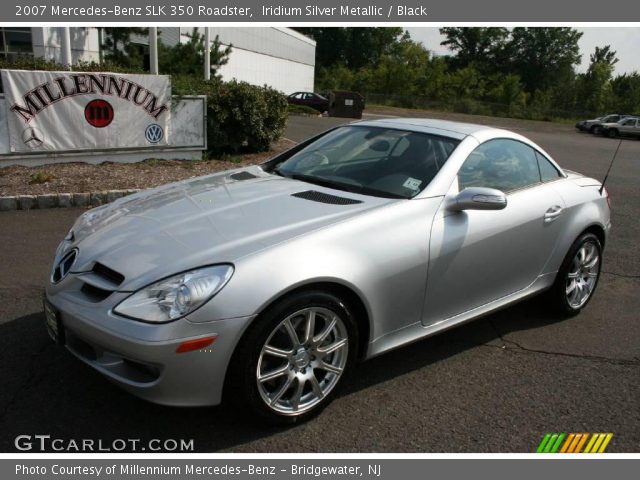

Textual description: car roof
[353,118,496,140]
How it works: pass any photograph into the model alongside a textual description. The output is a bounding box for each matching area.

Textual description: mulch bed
[0,139,295,196]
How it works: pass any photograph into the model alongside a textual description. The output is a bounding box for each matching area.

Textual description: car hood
[70,166,393,291]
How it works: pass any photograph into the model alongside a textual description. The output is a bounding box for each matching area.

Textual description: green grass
[288,104,322,115]
[367,103,582,126]
[28,170,54,185]
[143,158,161,167]
[219,153,243,164]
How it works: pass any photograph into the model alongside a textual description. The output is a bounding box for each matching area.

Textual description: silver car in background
[600,117,640,138]
[45,119,611,423]
[575,113,628,134]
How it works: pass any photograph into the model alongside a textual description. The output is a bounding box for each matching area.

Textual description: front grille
[230,171,257,181]
[92,262,125,286]
[291,190,362,205]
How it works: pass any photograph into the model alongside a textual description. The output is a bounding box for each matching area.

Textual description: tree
[294,27,408,69]
[507,28,583,93]
[579,45,619,113]
[590,45,618,68]
[610,72,640,113]
[158,28,232,77]
[100,27,148,68]
[439,27,509,72]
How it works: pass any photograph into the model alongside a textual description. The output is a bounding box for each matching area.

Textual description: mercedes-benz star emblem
[22,127,45,148]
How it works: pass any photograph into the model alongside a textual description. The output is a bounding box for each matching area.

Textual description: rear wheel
[226,291,357,424]
[548,233,602,316]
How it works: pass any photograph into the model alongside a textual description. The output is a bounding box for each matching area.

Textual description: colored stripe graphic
[574,433,589,453]
[537,433,613,453]
[559,433,575,453]
[598,433,613,453]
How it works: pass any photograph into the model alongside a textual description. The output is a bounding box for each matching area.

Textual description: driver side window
[458,139,541,193]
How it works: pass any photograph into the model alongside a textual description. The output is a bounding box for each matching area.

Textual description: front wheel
[226,291,357,424]
[547,233,602,316]
[608,128,619,138]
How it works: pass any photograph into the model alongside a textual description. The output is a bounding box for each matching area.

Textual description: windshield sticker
[403,177,422,191]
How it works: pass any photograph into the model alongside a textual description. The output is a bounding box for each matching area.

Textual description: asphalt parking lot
[0,110,638,452]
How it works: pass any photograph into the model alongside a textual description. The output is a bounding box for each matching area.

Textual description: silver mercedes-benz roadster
[45,118,611,422]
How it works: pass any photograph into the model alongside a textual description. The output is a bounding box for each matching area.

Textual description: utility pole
[61,27,72,70]
[149,27,159,74]
[204,27,211,80]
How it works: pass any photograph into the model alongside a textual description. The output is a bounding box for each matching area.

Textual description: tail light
[603,187,612,209]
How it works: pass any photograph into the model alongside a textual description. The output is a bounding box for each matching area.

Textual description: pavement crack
[0,340,54,423]
[602,271,640,279]
[486,319,507,349]
[483,336,639,366]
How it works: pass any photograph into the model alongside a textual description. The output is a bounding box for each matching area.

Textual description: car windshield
[275,126,460,199]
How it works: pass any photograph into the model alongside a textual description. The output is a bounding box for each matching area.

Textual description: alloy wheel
[566,241,600,309]
[256,307,349,415]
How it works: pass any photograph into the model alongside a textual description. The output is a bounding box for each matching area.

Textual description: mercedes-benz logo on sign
[145,124,164,144]
[22,127,45,148]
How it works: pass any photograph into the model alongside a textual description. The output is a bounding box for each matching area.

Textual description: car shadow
[0,297,563,453]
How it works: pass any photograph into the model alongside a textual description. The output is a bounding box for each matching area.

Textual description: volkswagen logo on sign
[22,127,45,148]
[145,124,164,144]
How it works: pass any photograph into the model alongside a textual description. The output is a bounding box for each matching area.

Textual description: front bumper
[45,287,254,407]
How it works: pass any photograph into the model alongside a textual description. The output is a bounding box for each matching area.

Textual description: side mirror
[450,187,507,211]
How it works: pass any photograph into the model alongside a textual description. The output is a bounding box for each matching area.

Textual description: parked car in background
[600,117,640,138]
[576,114,629,134]
[45,119,611,423]
[287,92,329,113]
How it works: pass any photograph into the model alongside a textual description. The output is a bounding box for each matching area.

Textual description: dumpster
[328,91,365,119]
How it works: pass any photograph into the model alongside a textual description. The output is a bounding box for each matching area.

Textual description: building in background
[0,27,316,94]
[163,27,316,94]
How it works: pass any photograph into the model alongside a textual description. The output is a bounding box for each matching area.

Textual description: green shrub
[173,76,288,153]
[29,170,54,184]
[0,56,144,74]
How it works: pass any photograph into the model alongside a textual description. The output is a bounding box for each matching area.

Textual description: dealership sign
[1,69,171,152]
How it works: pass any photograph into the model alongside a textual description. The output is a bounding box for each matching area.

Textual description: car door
[288,93,303,106]
[618,117,636,135]
[422,138,567,326]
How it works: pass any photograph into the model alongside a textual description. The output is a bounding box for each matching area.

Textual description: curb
[0,189,141,212]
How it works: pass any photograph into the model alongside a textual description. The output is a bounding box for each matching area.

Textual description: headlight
[113,265,234,323]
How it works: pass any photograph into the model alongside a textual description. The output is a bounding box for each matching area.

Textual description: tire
[547,232,602,316]
[225,290,358,424]
[592,126,602,135]
[608,128,619,138]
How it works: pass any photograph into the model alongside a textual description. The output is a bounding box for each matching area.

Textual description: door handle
[544,205,563,222]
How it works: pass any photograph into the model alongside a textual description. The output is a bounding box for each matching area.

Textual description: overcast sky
[406,27,640,75]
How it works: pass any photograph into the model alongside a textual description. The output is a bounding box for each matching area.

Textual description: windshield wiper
[283,172,406,199]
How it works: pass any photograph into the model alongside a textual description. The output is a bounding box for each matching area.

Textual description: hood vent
[230,171,257,181]
[92,262,125,286]
[292,190,362,205]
